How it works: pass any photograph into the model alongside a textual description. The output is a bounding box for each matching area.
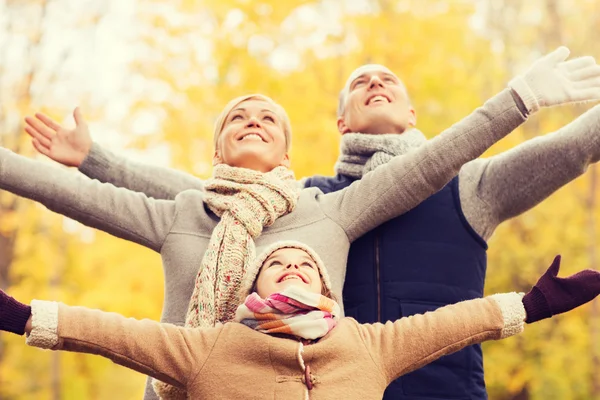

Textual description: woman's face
[255,248,323,298]
[213,99,290,173]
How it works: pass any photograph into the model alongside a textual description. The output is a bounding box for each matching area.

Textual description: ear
[279,153,291,168]
[407,107,417,127]
[337,117,351,134]
[213,149,222,166]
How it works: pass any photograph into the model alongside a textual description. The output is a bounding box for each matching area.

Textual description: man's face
[213,99,290,173]
[338,66,417,135]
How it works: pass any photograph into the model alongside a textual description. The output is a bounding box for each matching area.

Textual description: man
[303,62,600,399]
[23,48,600,399]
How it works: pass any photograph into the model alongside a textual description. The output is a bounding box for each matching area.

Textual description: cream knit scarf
[153,163,300,400]
[334,129,427,178]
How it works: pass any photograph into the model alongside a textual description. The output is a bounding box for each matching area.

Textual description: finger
[573,78,600,90]
[568,87,600,102]
[24,125,52,148]
[35,113,62,131]
[24,115,58,139]
[31,138,51,157]
[548,255,561,276]
[544,46,570,63]
[73,107,86,127]
[568,65,600,81]
[561,56,597,72]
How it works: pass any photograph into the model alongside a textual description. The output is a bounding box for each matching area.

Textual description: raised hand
[0,290,31,335]
[509,46,600,113]
[522,255,600,323]
[24,107,92,167]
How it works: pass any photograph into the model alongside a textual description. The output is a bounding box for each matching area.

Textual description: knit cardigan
[26,293,526,399]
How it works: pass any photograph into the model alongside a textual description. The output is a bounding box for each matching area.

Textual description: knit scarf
[334,129,427,178]
[153,164,300,400]
[235,286,340,340]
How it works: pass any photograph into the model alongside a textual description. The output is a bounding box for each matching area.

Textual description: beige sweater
[26,293,525,399]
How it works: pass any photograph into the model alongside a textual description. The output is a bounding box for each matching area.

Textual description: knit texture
[522,255,600,323]
[489,293,526,338]
[334,129,427,178]
[155,164,299,399]
[0,291,31,335]
[26,300,59,349]
[235,286,339,339]
[508,46,600,112]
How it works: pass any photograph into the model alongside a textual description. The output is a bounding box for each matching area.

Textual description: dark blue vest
[304,174,488,400]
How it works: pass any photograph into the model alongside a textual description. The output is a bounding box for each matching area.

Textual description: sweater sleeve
[26,301,221,389]
[357,293,525,384]
[0,147,175,252]
[79,142,204,200]
[459,104,600,240]
[319,89,527,242]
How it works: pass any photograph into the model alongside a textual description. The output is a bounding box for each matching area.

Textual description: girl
[1,241,598,399]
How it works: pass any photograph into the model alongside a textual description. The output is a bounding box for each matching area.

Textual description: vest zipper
[374,233,382,322]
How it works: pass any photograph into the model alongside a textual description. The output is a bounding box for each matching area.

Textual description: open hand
[509,46,600,113]
[24,107,92,167]
[522,255,600,323]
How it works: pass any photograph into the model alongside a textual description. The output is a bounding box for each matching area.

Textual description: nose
[285,263,299,270]
[368,76,384,89]
[246,117,262,128]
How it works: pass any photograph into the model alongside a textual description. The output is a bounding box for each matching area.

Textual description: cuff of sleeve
[79,142,111,177]
[508,76,540,114]
[489,292,526,339]
[26,300,60,349]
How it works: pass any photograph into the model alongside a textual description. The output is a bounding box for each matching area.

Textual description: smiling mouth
[366,95,391,106]
[238,133,266,142]
[278,274,307,283]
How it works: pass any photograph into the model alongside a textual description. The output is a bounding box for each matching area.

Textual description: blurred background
[0,0,599,398]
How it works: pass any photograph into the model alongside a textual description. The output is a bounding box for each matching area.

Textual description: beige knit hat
[238,241,333,302]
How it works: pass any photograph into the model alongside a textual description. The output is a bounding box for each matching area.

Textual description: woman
[2,47,599,397]
[1,241,598,399]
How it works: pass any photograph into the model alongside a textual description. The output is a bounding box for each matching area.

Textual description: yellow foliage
[1,0,600,398]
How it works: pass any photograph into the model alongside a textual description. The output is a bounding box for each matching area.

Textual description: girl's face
[213,99,290,173]
[255,248,323,299]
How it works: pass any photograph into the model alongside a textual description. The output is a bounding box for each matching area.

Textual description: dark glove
[0,290,31,335]
[523,255,600,323]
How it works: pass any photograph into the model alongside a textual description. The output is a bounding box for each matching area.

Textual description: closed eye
[268,260,282,268]
[263,115,275,122]
[230,114,243,121]
[352,79,366,89]
[301,262,315,269]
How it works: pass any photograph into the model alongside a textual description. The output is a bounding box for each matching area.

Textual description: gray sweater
[0,89,525,329]
[82,105,600,242]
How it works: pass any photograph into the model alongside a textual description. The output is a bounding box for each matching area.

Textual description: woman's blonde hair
[213,94,292,151]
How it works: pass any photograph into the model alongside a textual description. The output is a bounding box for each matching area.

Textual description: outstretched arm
[359,255,600,383]
[0,147,175,252]
[24,301,220,390]
[24,108,204,200]
[321,47,600,241]
[80,143,204,200]
[459,104,600,240]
